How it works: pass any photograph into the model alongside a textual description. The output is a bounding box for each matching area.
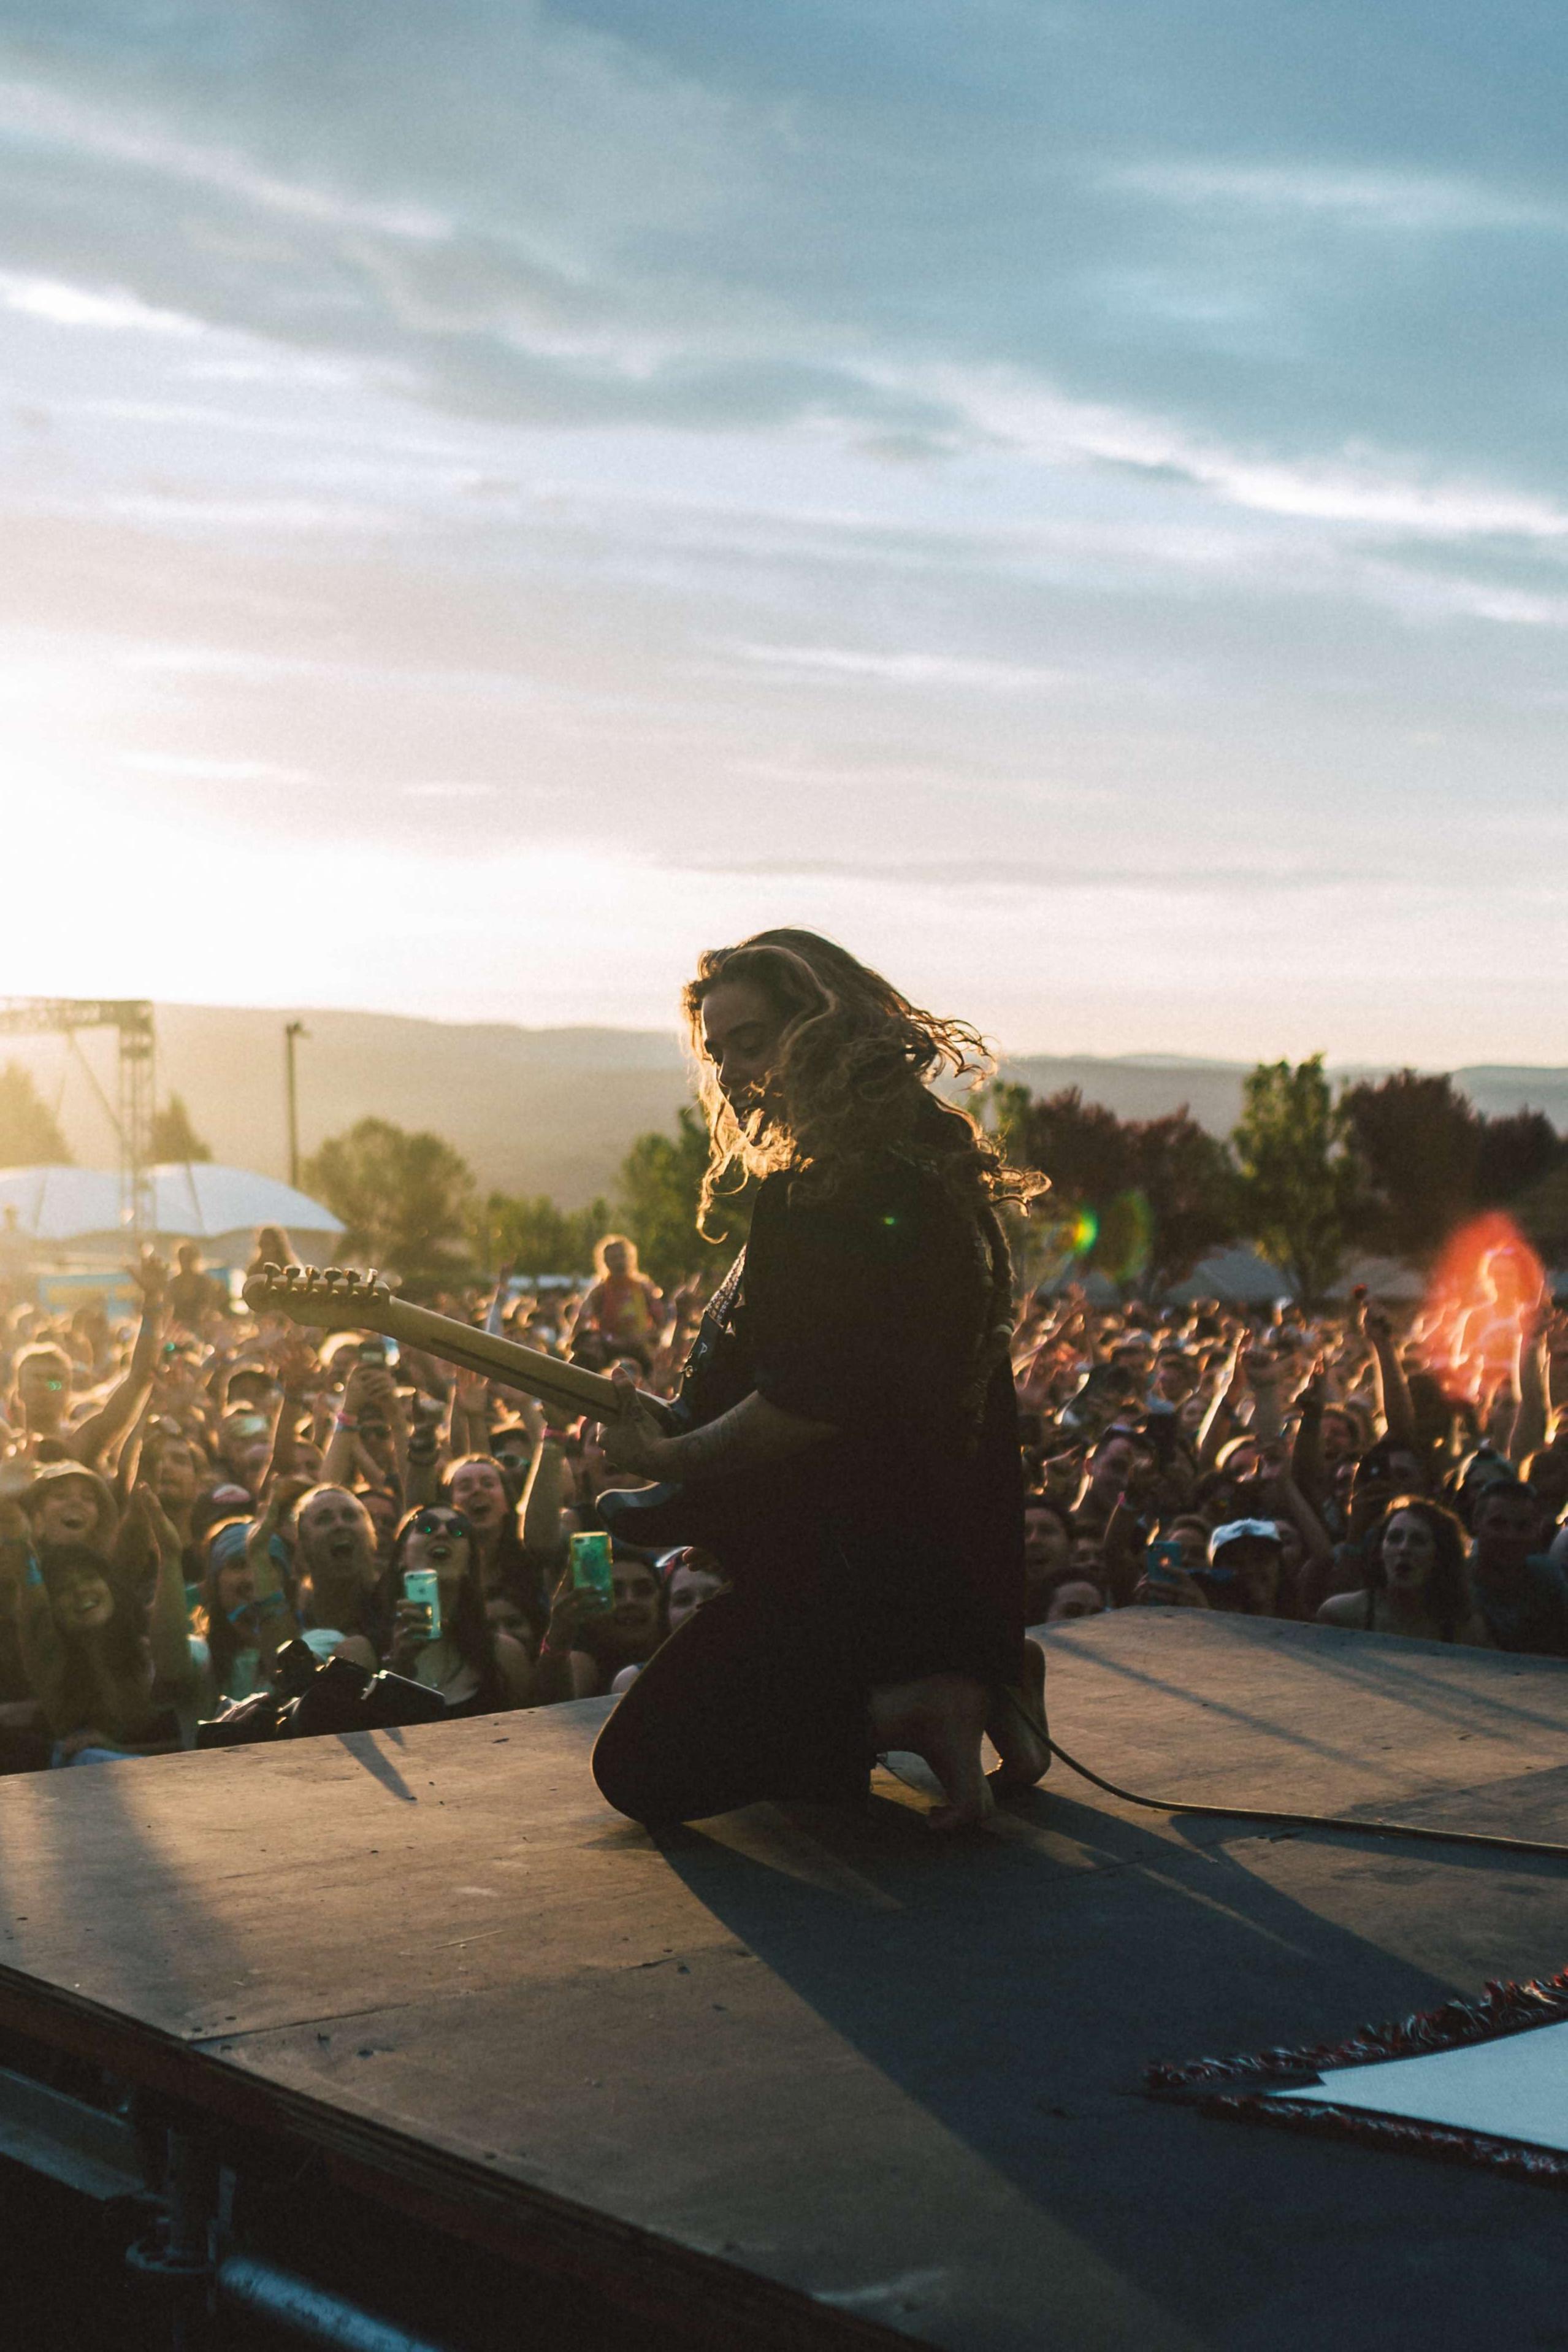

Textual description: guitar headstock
[242,1262,397,1331]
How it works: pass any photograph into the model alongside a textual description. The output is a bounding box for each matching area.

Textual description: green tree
[1340,1070,1480,1264]
[0,1062,71,1166]
[1130,1110,1242,1292]
[302,1117,474,1285]
[150,1092,212,1163]
[473,1192,610,1276]
[616,1103,746,1287]
[1233,1057,1358,1305]
[1474,1107,1567,1209]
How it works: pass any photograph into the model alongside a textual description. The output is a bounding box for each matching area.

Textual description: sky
[1,1,1566,1063]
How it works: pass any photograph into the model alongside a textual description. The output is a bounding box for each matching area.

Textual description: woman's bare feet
[870,1672,993,1830]
[986,1638,1051,1792]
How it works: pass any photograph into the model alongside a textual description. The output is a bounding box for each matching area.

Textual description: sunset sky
[1,4,1565,1061]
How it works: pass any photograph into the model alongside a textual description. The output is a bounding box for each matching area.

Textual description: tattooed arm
[598,1374,834,1485]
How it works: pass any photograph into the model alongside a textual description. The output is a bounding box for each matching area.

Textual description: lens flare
[1096,1189,1153,1285]
[1420,1212,1545,1403]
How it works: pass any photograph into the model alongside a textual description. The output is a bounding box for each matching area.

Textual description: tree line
[993,1060,1568,1303]
[3,1054,1564,1300]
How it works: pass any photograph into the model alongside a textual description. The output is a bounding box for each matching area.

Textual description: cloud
[0,271,201,333]
[724,643,1073,691]
[0,4,1564,1062]
[123,754,315,783]
[1105,160,1566,235]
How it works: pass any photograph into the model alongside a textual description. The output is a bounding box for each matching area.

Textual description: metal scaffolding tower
[0,998,156,1241]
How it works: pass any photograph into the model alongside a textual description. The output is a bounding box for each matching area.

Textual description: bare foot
[870,1673,993,1831]
[987,1638,1050,1792]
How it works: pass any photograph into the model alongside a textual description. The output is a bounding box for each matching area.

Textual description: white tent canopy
[0,1165,345,1262]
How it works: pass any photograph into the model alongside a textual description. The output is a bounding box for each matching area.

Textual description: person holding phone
[385,1506,534,1712]
[590,929,1050,1831]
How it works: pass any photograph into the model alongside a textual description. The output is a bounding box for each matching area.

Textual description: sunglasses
[410,1512,465,1539]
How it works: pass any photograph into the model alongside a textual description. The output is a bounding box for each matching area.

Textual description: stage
[3,1611,1568,2351]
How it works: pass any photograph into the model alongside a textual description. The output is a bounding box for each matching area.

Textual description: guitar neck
[373,1298,622,1420]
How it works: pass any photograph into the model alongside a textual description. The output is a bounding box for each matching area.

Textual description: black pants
[590,1584,872,1825]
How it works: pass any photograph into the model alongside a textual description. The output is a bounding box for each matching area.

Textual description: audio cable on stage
[971,1673,1568,1860]
[1039,1727,1568,1863]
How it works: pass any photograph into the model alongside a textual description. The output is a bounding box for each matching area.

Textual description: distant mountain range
[4,1007,1566,1208]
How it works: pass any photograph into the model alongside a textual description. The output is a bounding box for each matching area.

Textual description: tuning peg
[323,1267,346,1292]
[364,1269,385,1297]
[341,1270,361,1295]
[260,1262,283,1281]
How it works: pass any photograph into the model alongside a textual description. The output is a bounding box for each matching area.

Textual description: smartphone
[568,1531,614,1603]
[1145,1538,1185,1588]
[402,1567,442,1640]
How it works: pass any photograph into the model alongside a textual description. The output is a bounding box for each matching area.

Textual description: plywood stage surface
[2,1610,1568,2352]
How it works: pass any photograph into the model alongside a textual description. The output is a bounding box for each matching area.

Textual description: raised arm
[1361,1301,1417,1450]
[69,1257,167,1469]
[1509,1308,1550,1466]
[1196,1336,1247,1468]
[0,1494,47,1736]
[244,1476,309,1669]
[520,1435,568,1556]
[129,1485,199,1695]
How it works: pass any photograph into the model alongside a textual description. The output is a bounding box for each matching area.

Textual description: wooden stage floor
[3,1610,1568,2351]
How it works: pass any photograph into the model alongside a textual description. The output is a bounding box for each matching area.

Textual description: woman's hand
[597,1369,681,1481]
[1132,1564,1212,1610]
[543,1580,611,1657]
[388,1599,435,1676]
[129,1482,180,1560]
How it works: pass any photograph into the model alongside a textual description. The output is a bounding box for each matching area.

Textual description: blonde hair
[592,1233,640,1281]
[681,928,1047,1237]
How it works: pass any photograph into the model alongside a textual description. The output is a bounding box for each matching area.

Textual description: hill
[4,1012,1566,1207]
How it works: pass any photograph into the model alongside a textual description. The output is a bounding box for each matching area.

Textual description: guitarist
[592,928,1050,1831]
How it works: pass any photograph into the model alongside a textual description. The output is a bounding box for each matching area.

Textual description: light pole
[284,1021,308,1189]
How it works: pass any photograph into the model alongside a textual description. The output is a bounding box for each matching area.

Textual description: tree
[1233,1056,1358,1305]
[0,1062,71,1166]
[1474,1108,1567,1209]
[1003,1084,1239,1292]
[473,1192,610,1276]
[616,1104,746,1287]
[302,1118,474,1284]
[150,1093,212,1163]
[1340,1070,1480,1264]
[1019,1087,1136,1211]
[1130,1110,1242,1292]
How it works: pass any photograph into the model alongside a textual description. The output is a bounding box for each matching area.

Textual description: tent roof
[0,1165,345,1248]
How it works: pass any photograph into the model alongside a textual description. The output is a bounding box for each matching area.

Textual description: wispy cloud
[123,754,315,783]
[1106,160,1564,235]
[0,272,201,333]
[0,75,451,243]
[724,643,1073,691]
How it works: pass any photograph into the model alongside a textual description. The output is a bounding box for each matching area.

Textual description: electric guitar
[245,1263,732,1557]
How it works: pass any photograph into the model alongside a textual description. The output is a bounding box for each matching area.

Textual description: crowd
[0,1214,1565,1775]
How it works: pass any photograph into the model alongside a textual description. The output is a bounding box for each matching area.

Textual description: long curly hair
[681,928,1048,1235]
